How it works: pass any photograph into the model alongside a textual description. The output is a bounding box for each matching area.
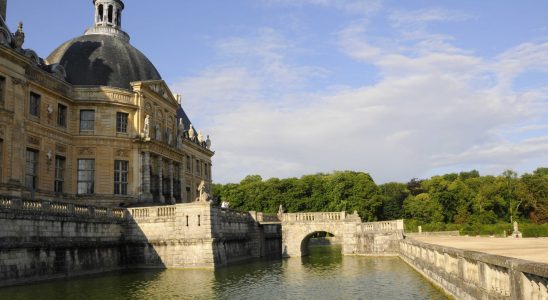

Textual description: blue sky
[8,0,548,183]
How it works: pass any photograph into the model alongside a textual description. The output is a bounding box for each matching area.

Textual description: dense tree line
[212,168,548,224]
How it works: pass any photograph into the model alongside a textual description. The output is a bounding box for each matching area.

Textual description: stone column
[142,151,152,202]
[158,157,165,204]
[168,160,175,204]
[179,163,185,203]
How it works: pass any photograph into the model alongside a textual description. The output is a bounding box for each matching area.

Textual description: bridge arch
[281,212,352,257]
[300,231,338,256]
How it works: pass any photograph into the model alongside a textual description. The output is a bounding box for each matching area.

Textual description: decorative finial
[13,21,25,49]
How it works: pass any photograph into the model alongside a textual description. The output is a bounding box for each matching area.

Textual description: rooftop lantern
[85,0,129,41]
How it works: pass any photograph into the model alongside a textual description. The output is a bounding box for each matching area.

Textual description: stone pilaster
[179,163,185,203]
[141,151,152,202]
[168,160,175,204]
[157,157,165,204]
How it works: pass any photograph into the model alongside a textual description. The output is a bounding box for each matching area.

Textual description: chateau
[0,0,213,207]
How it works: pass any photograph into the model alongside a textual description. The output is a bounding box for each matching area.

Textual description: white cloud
[172,5,548,184]
[262,0,383,15]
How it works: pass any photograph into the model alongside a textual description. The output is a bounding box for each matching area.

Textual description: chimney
[0,0,6,21]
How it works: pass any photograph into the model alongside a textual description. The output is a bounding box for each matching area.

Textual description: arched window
[108,5,113,23]
[98,5,104,22]
[116,10,121,26]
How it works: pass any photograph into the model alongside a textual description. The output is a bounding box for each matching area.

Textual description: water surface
[0,246,448,299]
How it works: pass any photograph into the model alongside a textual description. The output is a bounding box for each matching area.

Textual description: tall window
[80,110,95,131]
[195,159,200,176]
[25,149,38,190]
[54,156,65,193]
[116,112,128,133]
[58,104,67,127]
[0,76,5,105]
[186,155,191,172]
[114,160,128,195]
[77,159,95,194]
[29,92,41,117]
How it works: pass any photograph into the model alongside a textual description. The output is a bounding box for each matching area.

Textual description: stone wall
[126,203,281,268]
[0,197,139,287]
[0,198,282,286]
[344,220,404,255]
[400,238,548,300]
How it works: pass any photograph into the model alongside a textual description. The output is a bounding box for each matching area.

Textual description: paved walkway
[411,236,548,264]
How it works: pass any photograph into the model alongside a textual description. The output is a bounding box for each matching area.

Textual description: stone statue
[221,201,229,209]
[155,123,161,141]
[188,124,196,141]
[198,131,204,144]
[278,204,284,215]
[206,135,211,149]
[178,118,184,134]
[510,221,522,238]
[167,129,173,145]
[143,115,150,139]
[197,180,211,202]
[177,134,183,150]
[513,221,518,232]
[13,21,25,50]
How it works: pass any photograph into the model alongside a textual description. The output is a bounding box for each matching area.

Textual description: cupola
[85,0,129,41]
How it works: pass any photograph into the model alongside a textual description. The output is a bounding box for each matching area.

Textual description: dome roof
[46,34,161,90]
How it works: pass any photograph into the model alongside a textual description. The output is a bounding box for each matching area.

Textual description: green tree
[403,193,444,223]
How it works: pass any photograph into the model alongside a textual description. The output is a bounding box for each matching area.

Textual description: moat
[0,246,448,300]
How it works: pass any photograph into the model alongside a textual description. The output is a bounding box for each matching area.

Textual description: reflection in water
[0,246,448,300]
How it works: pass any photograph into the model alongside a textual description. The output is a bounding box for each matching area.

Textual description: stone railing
[281,212,347,222]
[129,206,177,219]
[400,238,548,300]
[361,220,404,232]
[0,196,126,221]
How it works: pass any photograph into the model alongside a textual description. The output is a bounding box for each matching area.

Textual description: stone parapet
[400,238,548,300]
[0,195,126,222]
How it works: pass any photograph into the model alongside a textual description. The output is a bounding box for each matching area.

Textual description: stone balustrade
[282,212,346,222]
[400,238,548,300]
[361,220,404,232]
[0,196,126,221]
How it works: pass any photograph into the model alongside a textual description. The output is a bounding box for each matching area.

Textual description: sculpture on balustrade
[197,180,212,203]
[178,118,184,134]
[197,131,204,144]
[13,22,25,50]
[206,135,211,149]
[188,124,196,141]
[177,134,183,150]
[143,114,151,140]
[278,204,284,215]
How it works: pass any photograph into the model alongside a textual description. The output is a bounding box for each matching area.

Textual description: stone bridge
[278,211,404,257]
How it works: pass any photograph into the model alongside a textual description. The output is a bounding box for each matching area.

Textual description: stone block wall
[400,238,548,300]
[0,198,135,287]
[126,203,282,268]
[344,220,404,255]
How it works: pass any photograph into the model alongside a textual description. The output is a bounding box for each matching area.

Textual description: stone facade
[0,0,213,207]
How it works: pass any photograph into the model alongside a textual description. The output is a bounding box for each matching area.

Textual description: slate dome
[46,34,162,90]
